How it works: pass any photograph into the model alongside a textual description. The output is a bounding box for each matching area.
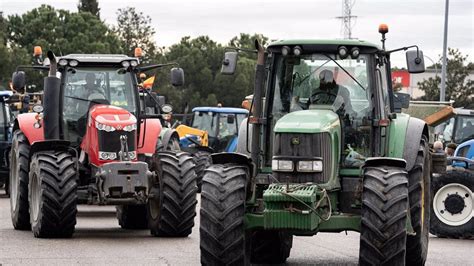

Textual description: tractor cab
[438,109,474,145]
[189,106,248,152]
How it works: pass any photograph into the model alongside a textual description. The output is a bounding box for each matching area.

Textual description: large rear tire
[200,164,250,266]
[148,151,197,237]
[359,165,409,266]
[29,151,77,238]
[250,230,293,264]
[430,169,473,239]
[9,130,31,230]
[116,205,148,229]
[193,150,211,191]
[406,137,430,265]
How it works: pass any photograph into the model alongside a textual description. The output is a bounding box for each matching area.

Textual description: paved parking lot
[0,189,472,265]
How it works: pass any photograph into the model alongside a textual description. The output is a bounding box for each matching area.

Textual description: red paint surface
[391,70,410,87]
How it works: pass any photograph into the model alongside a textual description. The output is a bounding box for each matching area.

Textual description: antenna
[336,0,357,39]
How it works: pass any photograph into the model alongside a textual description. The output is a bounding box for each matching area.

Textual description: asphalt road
[0,188,472,265]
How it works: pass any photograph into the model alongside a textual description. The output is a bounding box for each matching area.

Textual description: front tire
[29,151,77,238]
[430,169,473,238]
[250,230,293,264]
[148,151,197,237]
[200,164,250,266]
[406,137,430,265]
[116,205,148,229]
[9,130,31,230]
[359,165,409,266]
[193,150,211,191]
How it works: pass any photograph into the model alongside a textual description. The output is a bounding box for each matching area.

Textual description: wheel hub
[444,194,465,214]
[433,183,473,226]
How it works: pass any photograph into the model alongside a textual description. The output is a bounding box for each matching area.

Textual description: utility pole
[337,0,357,39]
[440,0,449,102]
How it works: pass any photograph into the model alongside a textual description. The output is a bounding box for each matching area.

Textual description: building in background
[392,69,474,99]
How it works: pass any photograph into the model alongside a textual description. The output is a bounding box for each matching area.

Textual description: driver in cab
[83,73,106,101]
[309,69,353,116]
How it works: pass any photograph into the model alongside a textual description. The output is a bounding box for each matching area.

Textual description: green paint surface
[274,110,340,134]
[388,113,409,158]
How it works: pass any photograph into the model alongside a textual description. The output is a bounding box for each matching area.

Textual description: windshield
[454,115,474,143]
[272,54,370,115]
[269,53,372,168]
[192,111,218,137]
[62,67,137,143]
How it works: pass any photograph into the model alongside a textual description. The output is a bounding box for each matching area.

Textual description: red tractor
[9,49,197,238]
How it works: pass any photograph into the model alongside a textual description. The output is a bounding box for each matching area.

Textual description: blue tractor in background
[178,106,249,190]
[430,110,474,239]
[182,107,249,152]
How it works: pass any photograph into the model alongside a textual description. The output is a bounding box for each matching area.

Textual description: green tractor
[200,25,434,265]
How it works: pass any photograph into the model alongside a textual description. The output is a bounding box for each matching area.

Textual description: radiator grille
[273,132,332,183]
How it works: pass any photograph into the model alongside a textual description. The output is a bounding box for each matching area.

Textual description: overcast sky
[1,0,473,67]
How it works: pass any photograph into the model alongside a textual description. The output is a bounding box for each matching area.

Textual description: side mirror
[393,92,410,113]
[227,115,235,124]
[406,50,425,73]
[157,95,166,107]
[12,71,26,91]
[170,68,184,86]
[221,51,238,75]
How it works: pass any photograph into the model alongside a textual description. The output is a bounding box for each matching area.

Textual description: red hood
[90,104,137,127]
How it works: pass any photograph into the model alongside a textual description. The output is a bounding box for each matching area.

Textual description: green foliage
[151,34,266,112]
[3,5,122,92]
[417,48,474,108]
[114,7,157,62]
[78,0,100,19]
[1,4,269,109]
[7,5,122,55]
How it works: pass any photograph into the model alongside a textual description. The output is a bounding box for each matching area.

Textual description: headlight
[95,121,116,132]
[130,60,138,67]
[272,159,294,172]
[123,124,137,132]
[69,60,79,67]
[99,151,117,160]
[121,61,130,68]
[58,59,68,66]
[297,160,323,172]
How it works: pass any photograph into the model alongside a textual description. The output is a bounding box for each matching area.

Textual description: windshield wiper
[295,59,331,88]
[65,95,108,104]
[323,54,366,91]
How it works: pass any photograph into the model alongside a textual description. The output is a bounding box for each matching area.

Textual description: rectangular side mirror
[226,114,235,124]
[12,71,26,91]
[170,68,185,86]
[221,51,238,75]
[157,95,166,107]
[406,50,425,73]
[393,92,410,113]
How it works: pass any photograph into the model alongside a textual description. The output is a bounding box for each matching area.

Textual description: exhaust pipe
[43,51,61,140]
[251,40,266,167]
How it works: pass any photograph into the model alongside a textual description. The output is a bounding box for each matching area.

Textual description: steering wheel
[88,88,107,100]
[310,90,338,104]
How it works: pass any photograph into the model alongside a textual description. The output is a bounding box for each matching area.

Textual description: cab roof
[192,107,249,115]
[59,54,138,64]
[455,108,474,116]
[267,39,381,54]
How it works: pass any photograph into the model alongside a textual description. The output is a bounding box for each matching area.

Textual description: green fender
[388,113,429,171]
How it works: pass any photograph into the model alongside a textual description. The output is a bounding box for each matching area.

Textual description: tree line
[0,1,266,112]
[0,0,472,111]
